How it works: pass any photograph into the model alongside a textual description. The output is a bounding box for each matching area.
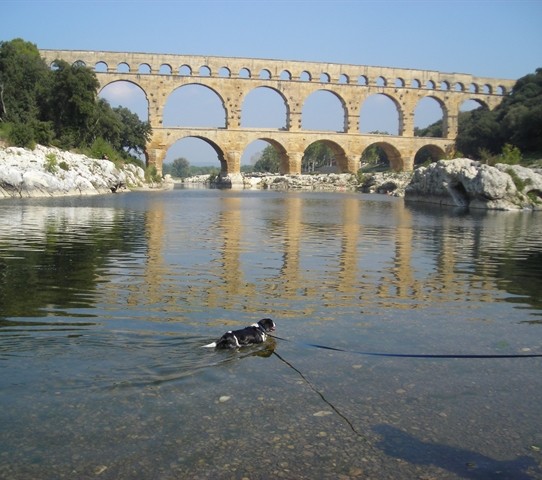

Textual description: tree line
[0,38,151,167]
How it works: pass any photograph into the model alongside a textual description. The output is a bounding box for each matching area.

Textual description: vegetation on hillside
[0,38,151,168]
[418,68,542,165]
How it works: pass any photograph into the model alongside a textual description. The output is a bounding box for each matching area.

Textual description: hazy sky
[3,0,541,165]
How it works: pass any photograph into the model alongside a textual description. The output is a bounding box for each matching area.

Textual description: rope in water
[269,334,542,359]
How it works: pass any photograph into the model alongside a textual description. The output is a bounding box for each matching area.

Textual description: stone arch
[362,141,404,172]
[159,64,172,75]
[241,86,288,129]
[302,139,349,173]
[117,62,130,73]
[245,138,289,174]
[137,63,150,74]
[163,84,226,128]
[302,90,347,132]
[459,98,489,112]
[219,66,231,78]
[165,135,227,174]
[95,61,108,73]
[414,96,446,137]
[359,93,401,135]
[414,144,446,166]
[98,80,149,121]
[280,70,292,80]
[179,65,192,76]
[259,69,272,80]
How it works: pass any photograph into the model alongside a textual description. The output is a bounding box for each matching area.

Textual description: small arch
[339,74,349,84]
[95,61,108,73]
[440,81,450,91]
[300,71,311,81]
[425,80,435,89]
[482,84,492,94]
[179,65,192,76]
[118,62,131,73]
[358,75,368,86]
[73,60,86,68]
[259,69,271,80]
[376,76,386,87]
[159,64,172,75]
[469,83,478,93]
[411,79,421,88]
[218,66,231,78]
[199,66,211,77]
[320,72,330,83]
[496,85,505,95]
[454,82,464,92]
[394,78,405,88]
[280,70,292,81]
[138,63,151,74]
[239,67,251,79]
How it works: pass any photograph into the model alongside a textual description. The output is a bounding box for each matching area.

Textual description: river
[0,187,541,480]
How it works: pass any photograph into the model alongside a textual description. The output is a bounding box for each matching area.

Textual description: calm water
[0,187,541,480]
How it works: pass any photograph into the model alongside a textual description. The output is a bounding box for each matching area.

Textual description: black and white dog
[202,318,276,349]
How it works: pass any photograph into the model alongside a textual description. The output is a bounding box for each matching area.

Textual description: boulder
[0,145,147,198]
[405,158,542,210]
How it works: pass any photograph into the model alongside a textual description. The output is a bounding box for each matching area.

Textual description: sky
[3,0,542,166]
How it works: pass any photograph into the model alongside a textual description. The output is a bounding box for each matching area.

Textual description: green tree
[113,106,152,156]
[0,38,50,124]
[254,145,280,172]
[45,59,100,148]
[170,157,190,177]
[302,141,334,172]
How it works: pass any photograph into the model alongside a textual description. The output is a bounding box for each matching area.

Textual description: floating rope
[269,334,542,359]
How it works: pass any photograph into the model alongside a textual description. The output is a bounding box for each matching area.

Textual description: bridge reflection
[137,192,542,318]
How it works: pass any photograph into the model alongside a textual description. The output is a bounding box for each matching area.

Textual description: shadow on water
[373,424,540,480]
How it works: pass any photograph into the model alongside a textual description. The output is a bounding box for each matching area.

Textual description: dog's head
[258,318,276,333]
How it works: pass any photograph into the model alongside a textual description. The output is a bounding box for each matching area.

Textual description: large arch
[241,86,288,129]
[163,84,226,128]
[165,135,227,173]
[359,94,400,135]
[303,139,349,173]
[414,96,446,136]
[98,80,149,121]
[302,90,347,132]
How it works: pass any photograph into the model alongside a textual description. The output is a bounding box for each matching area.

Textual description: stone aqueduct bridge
[40,49,515,175]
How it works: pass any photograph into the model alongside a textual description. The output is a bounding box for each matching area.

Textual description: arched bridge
[39,49,515,175]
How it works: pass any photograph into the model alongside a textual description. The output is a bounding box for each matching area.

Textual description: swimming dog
[202,318,276,349]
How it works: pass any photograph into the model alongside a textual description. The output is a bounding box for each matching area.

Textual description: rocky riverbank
[0,145,148,198]
[3,146,541,210]
[405,158,542,210]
